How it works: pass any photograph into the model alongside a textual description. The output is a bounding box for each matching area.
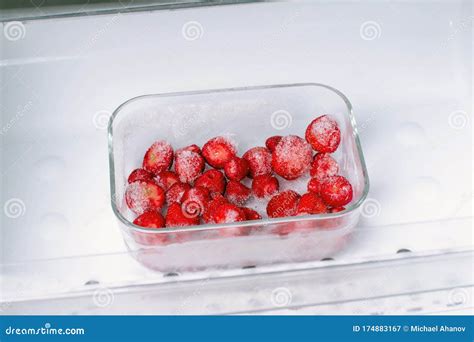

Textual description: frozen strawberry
[154,170,179,191]
[132,211,167,245]
[296,192,328,215]
[128,168,153,184]
[181,186,211,218]
[178,144,201,155]
[213,203,246,224]
[305,115,341,153]
[165,203,199,228]
[133,210,165,228]
[125,181,165,215]
[265,135,282,153]
[194,169,226,194]
[252,174,279,198]
[320,175,353,207]
[241,207,262,221]
[142,140,174,175]
[225,180,252,205]
[202,193,228,223]
[272,135,312,180]
[202,136,237,169]
[242,147,272,178]
[174,150,205,184]
[307,177,324,195]
[224,157,249,181]
[266,190,301,218]
[166,182,191,204]
[329,206,346,213]
[310,153,339,180]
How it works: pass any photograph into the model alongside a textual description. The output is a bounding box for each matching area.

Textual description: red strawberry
[296,192,328,215]
[320,175,353,207]
[128,168,153,184]
[307,177,324,195]
[165,203,199,228]
[174,150,205,184]
[225,180,252,205]
[241,207,262,221]
[266,190,301,218]
[125,181,165,215]
[213,203,246,224]
[142,140,174,175]
[178,144,201,155]
[132,211,167,245]
[252,174,279,198]
[305,115,341,153]
[202,136,237,169]
[329,206,346,213]
[166,182,191,204]
[224,157,249,181]
[194,169,226,194]
[202,193,228,223]
[272,135,312,180]
[153,170,179,191]
[181,186,211,218]
[310,153,339,180]
[265,135,282,153]
[133,210,165,228]
[242,147,272,178]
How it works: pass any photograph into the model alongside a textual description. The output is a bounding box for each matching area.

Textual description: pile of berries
[125,114,353,242]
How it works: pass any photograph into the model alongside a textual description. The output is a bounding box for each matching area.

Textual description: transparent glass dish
[108,83,369,272]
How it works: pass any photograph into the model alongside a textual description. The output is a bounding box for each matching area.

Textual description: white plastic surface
[0,0,472,313]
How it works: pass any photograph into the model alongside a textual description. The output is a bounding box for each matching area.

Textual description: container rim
[108,83,370,234]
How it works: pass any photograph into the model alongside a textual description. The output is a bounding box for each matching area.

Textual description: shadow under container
[108,83,369,272]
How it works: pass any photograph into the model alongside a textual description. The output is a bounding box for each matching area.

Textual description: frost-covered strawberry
[296,192,328,215]
[194,169,226,194]
[166,182,191,205]
[320,175,353,207]
[178,144,201,155]
[271,135,312,180]
[307,177,324,195]
[224,157,249,181]
[125,181,165,215]
[252,174,279,198]
[154,170,180,191]
[225,180,252,205]
[174,150,205,184]
[202,193,228,223]
[213,203,246,224]
[242,147,272,178]
[142,140,174,175]
[266,190,301,218]
[128,168,153,184]
[265,135,282,153]
[202,136,237,169]
[132,211,167,245]
[305,115,341,153]
[310,153,339,180]
[241,207,262,221]
[165,203,199,228]
[181,186,211,218]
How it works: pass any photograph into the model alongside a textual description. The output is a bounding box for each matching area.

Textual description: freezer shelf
[1,0,472,314]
